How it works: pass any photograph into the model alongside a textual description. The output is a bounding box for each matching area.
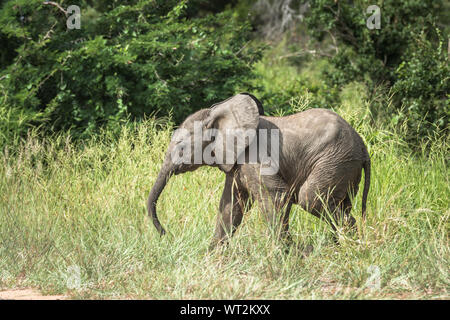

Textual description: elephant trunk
[147,166,172,236]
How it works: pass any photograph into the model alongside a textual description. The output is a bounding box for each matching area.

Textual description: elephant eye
[177,141,186,148]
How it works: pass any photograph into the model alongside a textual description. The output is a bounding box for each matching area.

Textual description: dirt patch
[0,288,67,300]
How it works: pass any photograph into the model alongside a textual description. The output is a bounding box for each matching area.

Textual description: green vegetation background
[1,0,448,144]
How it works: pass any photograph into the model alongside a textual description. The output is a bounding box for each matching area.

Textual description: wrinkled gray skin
[148,93,370,248]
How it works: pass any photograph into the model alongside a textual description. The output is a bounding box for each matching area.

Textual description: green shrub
[0,0,262,141]
[392,30,449,140]
[305,0,448,140]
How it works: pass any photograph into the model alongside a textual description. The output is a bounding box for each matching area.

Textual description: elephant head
[147,93,264,236]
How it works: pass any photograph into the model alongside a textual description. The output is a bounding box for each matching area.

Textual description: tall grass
[0,89,448,299]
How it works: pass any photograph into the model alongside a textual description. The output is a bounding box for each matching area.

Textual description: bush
[392,30,449,140]
[0,0,262,141]
[305,0,448,140]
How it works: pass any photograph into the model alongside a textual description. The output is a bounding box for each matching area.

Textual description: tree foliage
[0,0,261,140]
[305,0,449,139]
[0,0,448,146]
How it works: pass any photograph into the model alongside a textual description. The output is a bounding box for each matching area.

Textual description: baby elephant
[147,93,370,247]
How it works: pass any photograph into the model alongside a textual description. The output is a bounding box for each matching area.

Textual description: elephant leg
[210,174,250,248]
[298,175,344,242]
[298,170,360,243]
[261,195,293,243]
[246,173,293,243]
[342,195,356,229]
[335,176,360,230]
[298,178,332,221]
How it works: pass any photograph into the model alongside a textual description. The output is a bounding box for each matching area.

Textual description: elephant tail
[361,158,371,219]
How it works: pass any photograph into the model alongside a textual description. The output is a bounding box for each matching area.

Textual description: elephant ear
[204,93,261,172]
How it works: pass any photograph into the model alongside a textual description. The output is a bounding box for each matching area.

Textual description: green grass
[0,94,448,299]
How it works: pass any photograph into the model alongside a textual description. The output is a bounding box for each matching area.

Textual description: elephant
[147,93,371,248]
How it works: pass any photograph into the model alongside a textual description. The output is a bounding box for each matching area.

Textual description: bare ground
[0,288,67,300]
